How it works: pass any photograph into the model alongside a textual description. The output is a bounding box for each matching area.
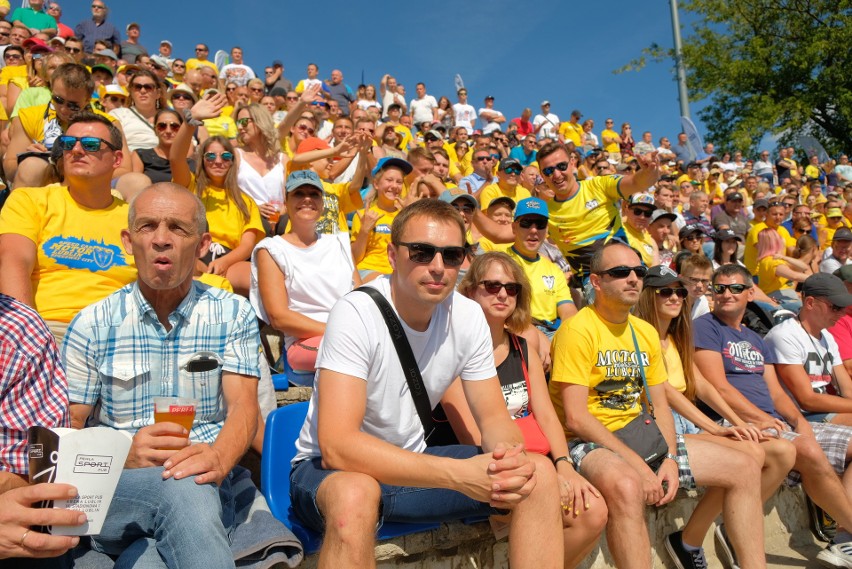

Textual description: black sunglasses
[631,208,654,218]
[542,161,570,177]
[397,241,466,267]
[595,265,648,279]
[479,280,522,297]
[451,203,475,215]
[712,283,750,295]
[52,93,85,112]
[655,287,688,299]
[56,135,118,152]
[518,217,547,230]
[503,165,522,174]
[816,298,845,312]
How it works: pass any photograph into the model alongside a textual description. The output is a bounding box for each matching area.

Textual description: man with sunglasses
[186,43,218,75]
[551,243,767,569]
[478,157,530,209]
[459,147,496,194]
[695,264,852,569]
[507,197,576,339]
[291,199,563,568]
[74,0,118,54]
[0,112,136,342]
[622,193,660,267]
[218,46,255,90]
[5,62,131,187]
[509,134,538,167]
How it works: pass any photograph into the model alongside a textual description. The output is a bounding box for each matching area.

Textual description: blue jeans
[89,466,236,569]
[290,445,499,533]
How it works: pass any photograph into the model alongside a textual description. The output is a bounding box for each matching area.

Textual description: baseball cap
[827,208,843,218]
[834,265,852,284]
[371,156,413,178]
[488,196,516,211]
[643,265,683,288]
[628,193,656,209]
[49,37,65,46]
[90,64,115,78]
[499,157,522,171]
[439,189,478,210]
[23,38,53,54]
[285,170,324,194]
[425,130,443,141]
[272,60,284,68]
[541,100,550,106]
[802,273,852,307]
[484,95,494,101]
[94,48,118,61]
[714,228,742,242]
[514,197,548,220]
[833,227,852,242]
[650,209,677,224]
[126,22,140,31]
[687,161,699,169]
[149,55,169,70]
[571,109,582,117]
[97,83,128,99]
[679,224,705,239]
[753,198,769,210]
[269,87,287,98]
[726,192,744,202]
[160,40,173,47]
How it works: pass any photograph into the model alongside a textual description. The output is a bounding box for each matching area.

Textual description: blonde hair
[234,103,280,161]
[458,252,532,335]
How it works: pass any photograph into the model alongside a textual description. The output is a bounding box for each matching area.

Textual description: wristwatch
[665,453,678,462]
[183,109,203,127]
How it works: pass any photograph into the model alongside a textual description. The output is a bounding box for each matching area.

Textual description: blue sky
[57,0,714,147]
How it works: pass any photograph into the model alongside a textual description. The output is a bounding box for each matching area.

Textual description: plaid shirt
[0,294,68,476]
[63,281,261,444]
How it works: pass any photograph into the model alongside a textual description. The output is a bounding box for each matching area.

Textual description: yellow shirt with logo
[558,122,584,147]
[547,175,624,275]
[0,185,137,322]
[506,247,572,322]
[188,176,264,250]
[350,205,397,274]
[478,183,531,209]
[623,223,657,267]
[18,103,117,145]
[549,307,666,435]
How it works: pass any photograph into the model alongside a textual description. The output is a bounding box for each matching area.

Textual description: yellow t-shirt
[663,337,687,394]
[744,221,767,274]
[203,116,237,140]
[0,185,137,322]
[0,64,26,86]
[393,124,413,150]
[506,247,572,322]
[185,59,219,75]
[477,237,512,253]
[549,307,666,435]
[478,183,531,209]
[195,272,234,293]
[188,176,264,250]
[757,256,793,294]
[601,129,620,153]
[623,223,657,267]
[547,175,624,276]
[558,122,583,146]
[776,225,797,250]
[350,205,398,274]
[18,103,116,145]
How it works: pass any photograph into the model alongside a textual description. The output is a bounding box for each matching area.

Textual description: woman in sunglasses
[233,102,287,229]
[171,93,265,296]
[451,252,608,568]
[109,68,162,152]
[634,265,793,565]
[131,108,195,184]
[351,157,413,282]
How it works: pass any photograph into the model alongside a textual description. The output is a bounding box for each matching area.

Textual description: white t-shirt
[691,295,710,320]
[409,95,438,125]
[236,149,286,205]
[108,107,158,152]
[249,233,355,350]
[293,277,496,462]
[533,112,560,140]
[765,316,842,404]
[219,63,256,86]
[382,90,406,118]
[819,254,851,274]
[478,108,504,135]
[453,103,477,133]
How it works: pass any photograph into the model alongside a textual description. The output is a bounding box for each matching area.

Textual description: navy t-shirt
[693,313,781,420]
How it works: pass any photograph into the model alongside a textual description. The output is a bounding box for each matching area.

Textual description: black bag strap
[355,286,437,440]
[628,321,654,418]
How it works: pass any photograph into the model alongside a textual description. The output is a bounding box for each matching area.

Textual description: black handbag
[356,286,458,447]
[611,323,669,469]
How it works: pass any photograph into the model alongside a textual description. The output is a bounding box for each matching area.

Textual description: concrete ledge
[291,486,823,568]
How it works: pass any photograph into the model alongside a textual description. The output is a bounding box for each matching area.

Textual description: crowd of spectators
[5,2,852,569]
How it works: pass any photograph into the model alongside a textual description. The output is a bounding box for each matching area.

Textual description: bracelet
[665,453,678,462]
[553,456,571,467]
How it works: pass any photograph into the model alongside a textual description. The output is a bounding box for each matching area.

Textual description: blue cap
[285,170,324,194]
[371,156,413,178]
[514,197,548,220]
[439,189,478,210]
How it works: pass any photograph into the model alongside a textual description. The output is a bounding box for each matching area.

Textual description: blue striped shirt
[63,281,261,443]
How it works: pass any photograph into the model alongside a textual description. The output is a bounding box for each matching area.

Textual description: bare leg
[315,471,381,569]
[562,490,607,568]
[507,453,564,569]
[793,435,852,532]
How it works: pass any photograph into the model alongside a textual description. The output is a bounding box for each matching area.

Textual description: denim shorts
[290,445,501,532]
[672,410,702,436]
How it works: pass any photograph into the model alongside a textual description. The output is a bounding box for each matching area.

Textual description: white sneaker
[818,542,852,569]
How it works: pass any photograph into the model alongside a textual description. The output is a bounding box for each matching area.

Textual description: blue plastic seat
[260,402,440,555]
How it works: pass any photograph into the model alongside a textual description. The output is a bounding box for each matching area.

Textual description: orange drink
[153,397,197,442]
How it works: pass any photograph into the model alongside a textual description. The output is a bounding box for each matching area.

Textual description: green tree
[624,1,852,155]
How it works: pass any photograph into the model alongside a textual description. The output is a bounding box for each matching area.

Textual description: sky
[55,0,714,147]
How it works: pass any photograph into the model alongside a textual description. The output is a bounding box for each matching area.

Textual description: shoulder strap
[510,333,534,414]
[628,321,654,417]
[355,286,436,439]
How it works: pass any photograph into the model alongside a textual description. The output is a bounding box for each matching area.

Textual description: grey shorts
[568,433,696,490]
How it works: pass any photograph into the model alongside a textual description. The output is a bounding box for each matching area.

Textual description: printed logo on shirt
[585,199,599,210]
[542,275,555,290]
[374,224,392,235]
[723,340,764,372]
[43,236,128,272]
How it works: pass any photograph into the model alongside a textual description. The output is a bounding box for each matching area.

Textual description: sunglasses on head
[52,93,85,112]
[203,151,234,162]
[655,287,688,299]
[631,208,654,218]
[541,161,570,177]
[479,280,522,297]
[396,241,466,267]
[235,117,253,128]
[711,283,749,295]
[518,217,547,230]
[156,121,180,132]
[594,265,648,279]
[56,135,117,152]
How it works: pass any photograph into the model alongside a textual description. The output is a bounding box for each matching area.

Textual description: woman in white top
[251,170,361,372]
[109,68,161,151]
[234,103,288,228]
[356,83,381,112]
